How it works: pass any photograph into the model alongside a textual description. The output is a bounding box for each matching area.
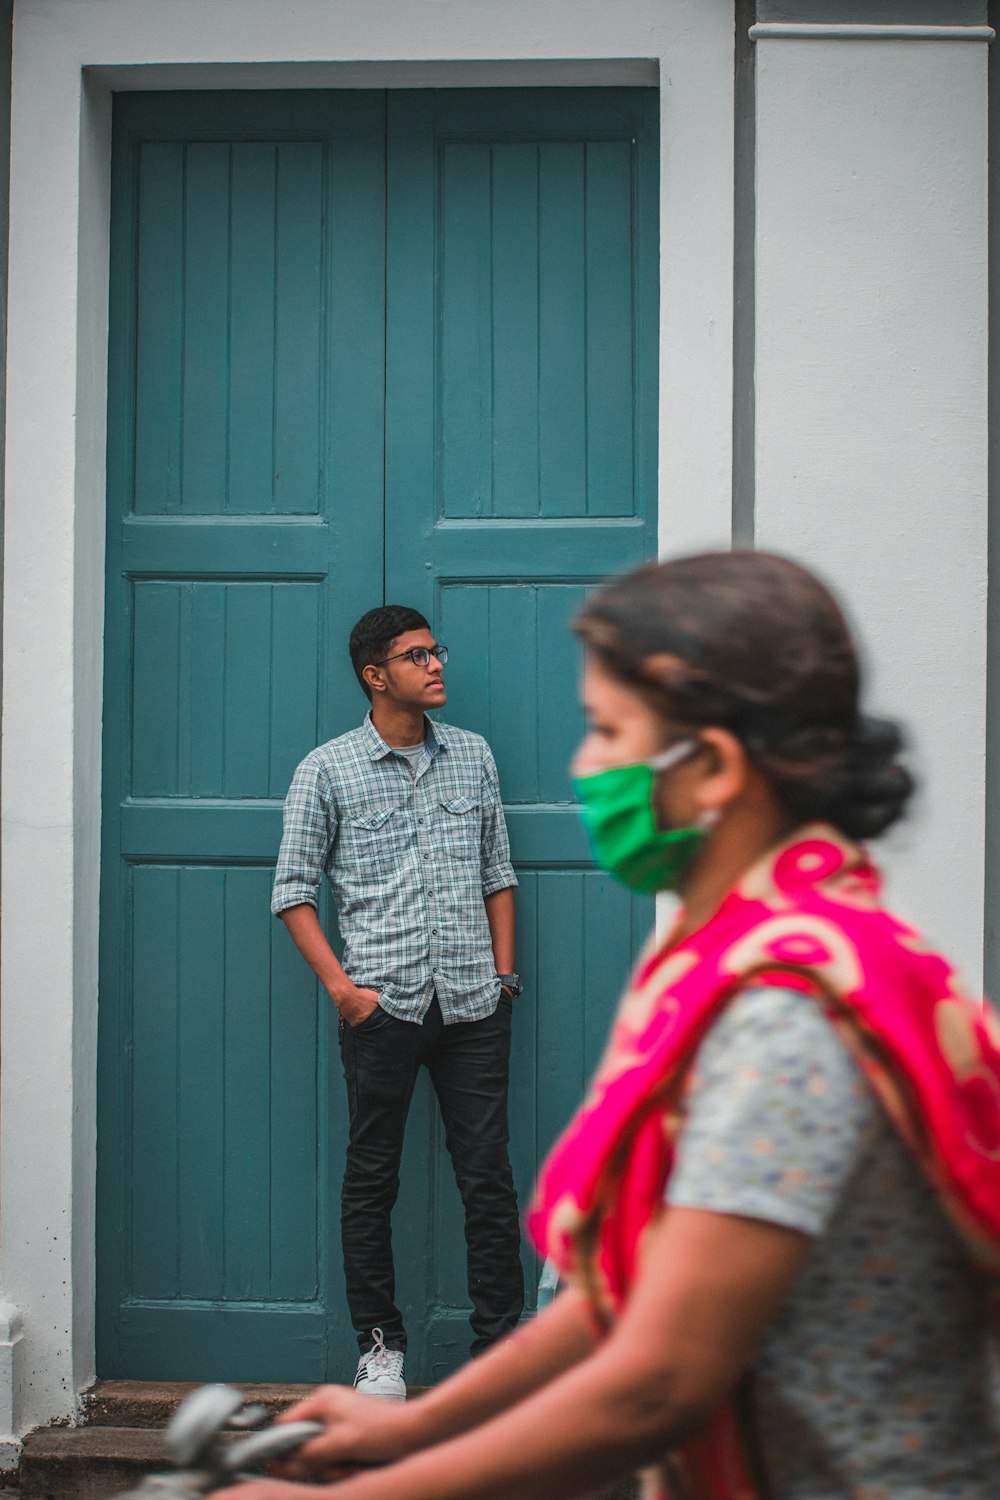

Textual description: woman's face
[572,654,670,776]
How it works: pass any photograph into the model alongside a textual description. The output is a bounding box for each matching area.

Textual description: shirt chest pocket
[346,805,407,877]
[437,796,479,862]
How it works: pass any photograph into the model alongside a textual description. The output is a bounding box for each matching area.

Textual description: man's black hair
[349,604,431,700]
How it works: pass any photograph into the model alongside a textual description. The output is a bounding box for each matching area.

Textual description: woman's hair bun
[761,715,914,839]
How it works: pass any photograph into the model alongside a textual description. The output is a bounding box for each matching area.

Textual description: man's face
[367,628,447,712]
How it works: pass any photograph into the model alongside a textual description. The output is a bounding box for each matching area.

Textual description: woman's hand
[271,1385,416,1478]
[202,1390,414,1500]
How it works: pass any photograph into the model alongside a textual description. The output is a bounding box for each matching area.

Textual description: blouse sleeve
[666,985,882,1238]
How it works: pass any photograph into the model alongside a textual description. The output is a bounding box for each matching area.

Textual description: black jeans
[339,992,524,1355]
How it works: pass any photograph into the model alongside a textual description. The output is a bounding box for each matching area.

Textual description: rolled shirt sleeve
[479,746,517,897]
[271,753,338,916]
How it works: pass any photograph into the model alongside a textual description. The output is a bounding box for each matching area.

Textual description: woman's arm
[274,1284,597,1478]
[227,1205,810,1500]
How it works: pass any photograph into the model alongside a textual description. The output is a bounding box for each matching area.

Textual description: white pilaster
[753,26,991,986]
[0,1303,24,1467]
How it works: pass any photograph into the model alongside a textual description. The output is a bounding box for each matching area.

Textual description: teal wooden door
[99,87,658,1383]
[383,90,659,1378]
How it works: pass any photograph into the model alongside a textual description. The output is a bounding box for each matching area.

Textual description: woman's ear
[693,727,753,816]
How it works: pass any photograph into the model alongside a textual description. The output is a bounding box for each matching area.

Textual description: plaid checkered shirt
[272,713,517,1023]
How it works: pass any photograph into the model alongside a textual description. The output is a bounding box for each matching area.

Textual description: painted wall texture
[0,0,993,1452]
[754,30,990,988]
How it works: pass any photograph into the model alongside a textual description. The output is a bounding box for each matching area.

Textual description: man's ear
[363,663,386,695]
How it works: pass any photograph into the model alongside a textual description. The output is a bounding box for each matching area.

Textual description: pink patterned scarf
[527,824,1000,1499]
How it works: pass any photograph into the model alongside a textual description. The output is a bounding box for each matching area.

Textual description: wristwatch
[496,972,523,999]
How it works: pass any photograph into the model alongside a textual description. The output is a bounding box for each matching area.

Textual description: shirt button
[432,967,438,974]
[418,818,424,824]
[427,890,434,896]
[432,929,438,935]
[423,853,429,860]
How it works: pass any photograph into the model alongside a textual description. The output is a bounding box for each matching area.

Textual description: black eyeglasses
[374,644,449,668]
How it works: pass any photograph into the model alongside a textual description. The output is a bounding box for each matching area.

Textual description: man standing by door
[271,605,524,1400]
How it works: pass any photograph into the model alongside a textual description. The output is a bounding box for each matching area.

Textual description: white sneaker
[354,1327,406,1401]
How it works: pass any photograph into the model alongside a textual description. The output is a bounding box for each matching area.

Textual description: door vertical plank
[491,144,540,518]
[182,145,232,514]
[268,585,321,797]
[134,143,185,515]
[223,585,274,798]
[189,585,227,796]
[584,875,648,1074]
[584,142,636,519]
[274,144,324,516]
[507,872,539,1300]
[269,910,321,1300]
[223,868,273,1300]
[176,584,195,795]
[229,145,278,515]
[438,585,490,728]
[534,871,587,1158]
[176,868,227,1299]
[130,866,181,1299]
[440,144,493,520]
[535,584,586,803]
[538,144,588,518]
[131,582,181,797]
[485,583,539,802]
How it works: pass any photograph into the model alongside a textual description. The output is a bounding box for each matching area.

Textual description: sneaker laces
[362,1327,403,1377]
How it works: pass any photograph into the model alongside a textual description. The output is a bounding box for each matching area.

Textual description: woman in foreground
[226,552,1000,1499]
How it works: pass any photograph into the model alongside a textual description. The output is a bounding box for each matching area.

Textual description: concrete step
[19,1383,319,1500]
[17,1381,640,1500]
[81,1381,316,1429]
[18,1426,163,1500]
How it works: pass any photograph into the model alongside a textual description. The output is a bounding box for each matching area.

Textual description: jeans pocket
[350,999,390,1032]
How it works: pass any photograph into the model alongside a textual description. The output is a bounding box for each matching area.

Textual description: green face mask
[572,739,707,895]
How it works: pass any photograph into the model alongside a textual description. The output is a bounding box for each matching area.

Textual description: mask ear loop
[647,739,698,775]
[649,740,721,834]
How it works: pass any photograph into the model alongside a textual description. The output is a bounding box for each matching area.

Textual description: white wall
[754,25,991,989]
[5,0,991,1452]
[0,0,735,1446]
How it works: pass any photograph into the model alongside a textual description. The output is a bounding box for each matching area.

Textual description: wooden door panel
[130,581,321,799]
[128,864,321,1303]
[439,136,641,520]
[385,88,658,1375]
[133,139,325,516]
[100,91,385,1380]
